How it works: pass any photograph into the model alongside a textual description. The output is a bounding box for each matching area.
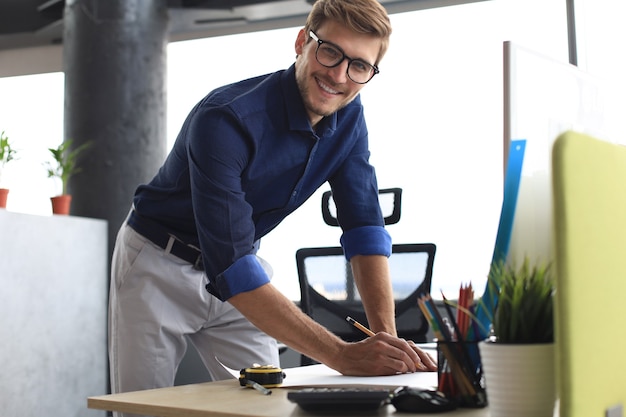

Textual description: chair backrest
[296,243,436,365]
[321,188,403,227]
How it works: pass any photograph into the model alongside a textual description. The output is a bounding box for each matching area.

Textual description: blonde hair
[304,0,392,65]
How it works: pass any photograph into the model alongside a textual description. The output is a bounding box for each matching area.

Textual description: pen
[250,381,272,395]
[346,316,376,337]
[242,379,272,395]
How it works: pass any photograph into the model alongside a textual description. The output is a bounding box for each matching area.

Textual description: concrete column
[63,0,169,261]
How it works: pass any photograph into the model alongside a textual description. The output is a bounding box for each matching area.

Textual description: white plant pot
[479,341,556,417]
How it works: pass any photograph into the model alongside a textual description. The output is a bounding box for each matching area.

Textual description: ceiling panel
[0,0,486,51]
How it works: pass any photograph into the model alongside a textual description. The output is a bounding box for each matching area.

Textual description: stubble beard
[297,70,356,121]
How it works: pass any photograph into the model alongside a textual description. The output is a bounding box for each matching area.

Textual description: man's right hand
[329,332,437,376]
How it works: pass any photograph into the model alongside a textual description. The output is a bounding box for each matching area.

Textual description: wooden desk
[88,379,490,417]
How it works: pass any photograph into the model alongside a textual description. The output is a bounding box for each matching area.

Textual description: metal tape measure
[239,364,285,388]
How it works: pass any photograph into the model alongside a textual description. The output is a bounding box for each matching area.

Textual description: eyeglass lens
[315,43,376,84]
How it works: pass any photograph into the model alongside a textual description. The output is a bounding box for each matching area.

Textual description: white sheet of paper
[223,344,439,389]
[277,363,438,389]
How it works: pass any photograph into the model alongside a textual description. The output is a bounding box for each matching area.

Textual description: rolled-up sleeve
[211,254,271,301]
[340,225,392,260]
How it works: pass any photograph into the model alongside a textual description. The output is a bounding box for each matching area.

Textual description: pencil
[348,314,430,373]
[346,316,376,337]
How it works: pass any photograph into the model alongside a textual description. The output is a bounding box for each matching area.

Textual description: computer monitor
[475,41,609,337]
[502,40,608,269]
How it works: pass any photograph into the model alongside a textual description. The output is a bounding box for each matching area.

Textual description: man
[109,0,437,406]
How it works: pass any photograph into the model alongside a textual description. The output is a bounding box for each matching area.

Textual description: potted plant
[477,258,556,417]
[0,130,18,209]
[44,139,91,215]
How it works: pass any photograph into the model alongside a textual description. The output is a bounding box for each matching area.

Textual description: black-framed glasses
[309,31,379,84]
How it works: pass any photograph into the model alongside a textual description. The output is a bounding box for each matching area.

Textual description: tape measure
[239,364,285,388]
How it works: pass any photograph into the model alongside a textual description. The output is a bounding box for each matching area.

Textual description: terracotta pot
[0,188,8,208]
[51,194,72,215]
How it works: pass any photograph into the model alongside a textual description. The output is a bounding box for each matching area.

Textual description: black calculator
[287,387,392,412]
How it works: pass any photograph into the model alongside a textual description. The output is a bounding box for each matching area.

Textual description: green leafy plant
[486,258,554,344]
[0,131,18,187]
[45,139,92,196]
[0,131,17,168]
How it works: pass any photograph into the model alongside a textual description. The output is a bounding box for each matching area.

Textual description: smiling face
[294,20,382,129]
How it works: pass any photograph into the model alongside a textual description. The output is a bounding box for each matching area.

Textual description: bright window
[169,0,568,300]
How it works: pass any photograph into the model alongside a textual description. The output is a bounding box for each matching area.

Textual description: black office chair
[295,188,436,366]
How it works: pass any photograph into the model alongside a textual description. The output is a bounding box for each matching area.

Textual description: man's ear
[294,28,307,55]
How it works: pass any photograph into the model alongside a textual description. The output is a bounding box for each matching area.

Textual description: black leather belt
[127,210,204,270]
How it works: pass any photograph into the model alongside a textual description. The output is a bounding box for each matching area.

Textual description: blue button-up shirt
[133,64,391,300]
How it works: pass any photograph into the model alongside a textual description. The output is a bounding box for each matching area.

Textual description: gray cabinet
[0,210,108,417]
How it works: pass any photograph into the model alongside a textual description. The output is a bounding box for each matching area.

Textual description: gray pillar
[63,0,168,261]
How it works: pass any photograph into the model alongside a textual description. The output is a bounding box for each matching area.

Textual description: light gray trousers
[108,220,279,417]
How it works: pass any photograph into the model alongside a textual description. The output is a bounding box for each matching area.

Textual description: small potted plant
[0,130,18,209]
[477,258,556,417]
[44,139,92,215]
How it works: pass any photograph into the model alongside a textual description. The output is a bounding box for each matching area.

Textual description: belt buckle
[188,243,203,271]
[192,253,204,271]
[166,235,204,270]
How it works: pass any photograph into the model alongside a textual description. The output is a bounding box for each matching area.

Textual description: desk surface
[88,379,490,417]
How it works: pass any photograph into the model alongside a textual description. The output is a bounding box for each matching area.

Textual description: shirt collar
[281,64,338,135]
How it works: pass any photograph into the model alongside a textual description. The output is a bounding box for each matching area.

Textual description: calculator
[287,387,392,412]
